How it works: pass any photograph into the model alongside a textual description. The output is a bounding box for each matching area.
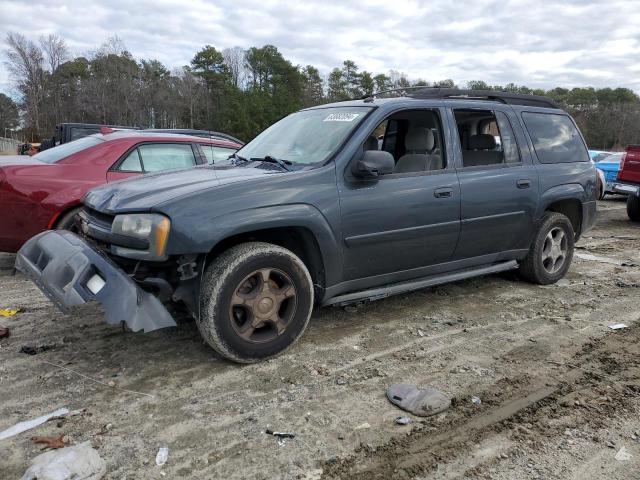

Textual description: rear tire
[197,242,314,363]
[627,195,640,222]
[519,212,575,285]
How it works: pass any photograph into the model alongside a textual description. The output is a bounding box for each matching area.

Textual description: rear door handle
[517,179,531,189]
[434,187,453,198]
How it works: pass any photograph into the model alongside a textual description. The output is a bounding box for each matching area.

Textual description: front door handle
[517,179,531,189]
[434,187,453,198]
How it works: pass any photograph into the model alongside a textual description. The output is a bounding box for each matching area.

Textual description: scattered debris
[471,396,482,406]
[0,407,69,441]
[615,280,640,288]
[265,429,295,439]
[354,423,371,430]
[615,446,632,461]
[556,279,571,287]
[0,326,9,338]
[21,442,106,480]
[417,329,426,337]
[0,308,18,317]
[386,384,451,417]
[31,434,68,450]
[155,446,169,467]
[608,323,628,330]
[20,344,57,355]
[41,360,155,398]
[395,416,411,425]
[335,378,346,385]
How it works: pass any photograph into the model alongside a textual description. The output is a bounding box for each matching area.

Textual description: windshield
[237,106,372,167]
[34,136,103,164]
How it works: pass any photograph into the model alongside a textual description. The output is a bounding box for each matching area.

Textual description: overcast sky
[1,0,640,96]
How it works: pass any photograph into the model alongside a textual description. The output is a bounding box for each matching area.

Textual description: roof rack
[362,87,558,109]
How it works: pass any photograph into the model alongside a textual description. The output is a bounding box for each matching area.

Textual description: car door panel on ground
[339,108,461,281]
[450,107,539,260]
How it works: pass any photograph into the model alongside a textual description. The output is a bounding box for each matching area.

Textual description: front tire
[197,242,314,363]
[627,195,640,222]
[519,212,575,285]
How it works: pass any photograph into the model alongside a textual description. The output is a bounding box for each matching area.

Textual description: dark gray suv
[16,89,597,363]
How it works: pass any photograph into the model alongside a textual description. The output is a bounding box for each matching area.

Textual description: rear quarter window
[522,112,589,164]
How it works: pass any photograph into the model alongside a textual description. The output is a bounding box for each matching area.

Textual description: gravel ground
[0,198,639,480]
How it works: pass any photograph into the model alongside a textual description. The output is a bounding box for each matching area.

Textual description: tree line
[1,32,639,149]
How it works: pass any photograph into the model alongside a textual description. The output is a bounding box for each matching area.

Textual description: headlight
[111,213,170,261]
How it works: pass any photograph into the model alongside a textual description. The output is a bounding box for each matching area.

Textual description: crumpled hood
[84,165,274,213]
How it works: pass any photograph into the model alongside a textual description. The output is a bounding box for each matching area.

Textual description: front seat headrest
[468,134,496,150]
[405,127,435,152]
[364,135,378,151]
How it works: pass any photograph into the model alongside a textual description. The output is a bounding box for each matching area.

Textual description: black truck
[16,89,597,363]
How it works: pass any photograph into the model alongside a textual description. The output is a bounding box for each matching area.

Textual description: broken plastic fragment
[156,447,169,467]
[0,407,69,441]
[0,308,18,317]
[471,396,482,405]
[608,323,628,330]
[395,416,411,425]
[265,429,295,439]
[615,446,632,461]
[386,384,451,417]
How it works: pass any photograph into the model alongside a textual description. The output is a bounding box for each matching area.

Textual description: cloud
[1,0,639,95]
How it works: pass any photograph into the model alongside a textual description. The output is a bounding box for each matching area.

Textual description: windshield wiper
[250,155,293,172]
[229,152,249,165]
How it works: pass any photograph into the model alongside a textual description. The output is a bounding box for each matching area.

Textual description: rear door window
[137,143,197,172]
[118,149,143,172]
[522,113,589,163]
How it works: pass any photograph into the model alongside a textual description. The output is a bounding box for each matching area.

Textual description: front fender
[167,203,343,288]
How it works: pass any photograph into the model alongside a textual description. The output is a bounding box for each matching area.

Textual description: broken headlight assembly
[111,213,171,261]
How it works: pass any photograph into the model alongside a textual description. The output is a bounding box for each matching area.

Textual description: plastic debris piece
[395,416,411,425]
[608,323,628,330]
[0,326,9,338]
[156,447,169,467]
[417,329,425,337]
[32,434,68,450]
[265,429,295,439]
[387,384,451,417]
[0,308,18,317]
[355,423,371,430]
[471,396,482,405]
[0,407,69,441]
[21,441,106,480]
[615,446,632,461]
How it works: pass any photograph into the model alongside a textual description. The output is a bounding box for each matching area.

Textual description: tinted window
[522,113,589,163]
[495,111,521,164]
[200,145,237,164]
[33,136,102,164]
[138,143,196,172]
[118,149,143,172]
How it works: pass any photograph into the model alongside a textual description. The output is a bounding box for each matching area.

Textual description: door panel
[450,107,539,260]
[339,172,461,280]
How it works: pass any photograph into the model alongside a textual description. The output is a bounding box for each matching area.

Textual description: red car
[613,144,640,221]
[0,130,240,252]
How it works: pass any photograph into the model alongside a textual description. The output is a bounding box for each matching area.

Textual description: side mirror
[353,150,395,179]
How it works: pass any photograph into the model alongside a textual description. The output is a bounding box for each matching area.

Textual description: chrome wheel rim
[541,227,568,274]
[229,268,297,343]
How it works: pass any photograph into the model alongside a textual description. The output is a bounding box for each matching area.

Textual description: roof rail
[362,87,558,109]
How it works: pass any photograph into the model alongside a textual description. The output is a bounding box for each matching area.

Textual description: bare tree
[222,46,247,89]
[39,34,69,72]
[175,66,204,129]
[4,33,45,136]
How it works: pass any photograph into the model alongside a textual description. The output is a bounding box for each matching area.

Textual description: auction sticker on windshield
[324,113,360,122]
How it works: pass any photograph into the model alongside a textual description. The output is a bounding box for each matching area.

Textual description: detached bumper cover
[15,231,176,332]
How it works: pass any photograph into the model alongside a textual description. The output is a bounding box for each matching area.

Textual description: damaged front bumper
[15,230,176,332]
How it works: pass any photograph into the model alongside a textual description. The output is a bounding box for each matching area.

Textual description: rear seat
[463,134,504,167]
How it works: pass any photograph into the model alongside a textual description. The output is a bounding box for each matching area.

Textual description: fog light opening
[87,274,106,295]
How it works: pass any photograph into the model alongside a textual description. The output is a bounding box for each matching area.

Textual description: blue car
[594,152,624,195]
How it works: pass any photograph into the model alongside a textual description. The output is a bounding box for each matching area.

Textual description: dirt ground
[1,198,639,480]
